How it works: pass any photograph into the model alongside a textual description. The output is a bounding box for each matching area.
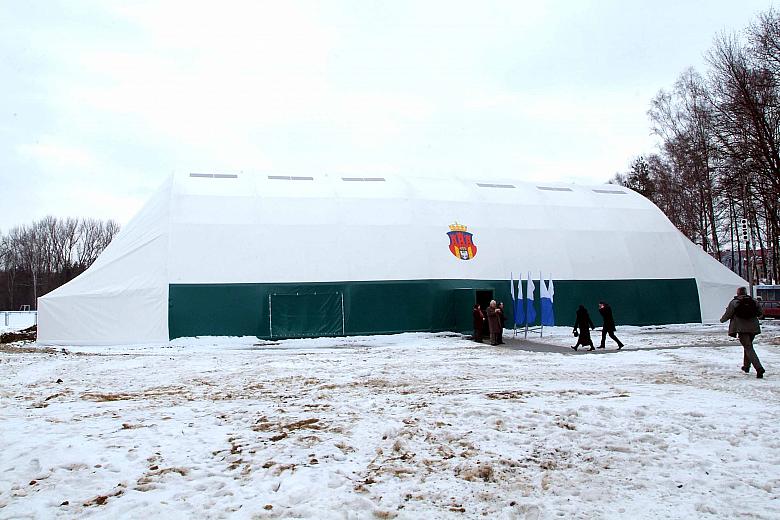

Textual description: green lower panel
[168,278,701,340]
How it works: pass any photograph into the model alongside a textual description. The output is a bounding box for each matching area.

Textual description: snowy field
[2,322,780,519]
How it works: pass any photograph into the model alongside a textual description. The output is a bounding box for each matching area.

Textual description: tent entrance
[475,290,493,309]
[269,292,345,338]
[448,288,494,333]
[475,289,494,338]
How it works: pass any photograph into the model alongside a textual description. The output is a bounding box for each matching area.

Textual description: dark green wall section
[168,278,701,340]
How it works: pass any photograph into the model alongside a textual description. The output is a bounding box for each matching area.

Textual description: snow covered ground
[1,322,779,519]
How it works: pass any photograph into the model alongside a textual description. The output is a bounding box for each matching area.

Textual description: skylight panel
[341,177,386,182]
[593,189,627,194]
[268,175,314,181]
[189,173,238,179]
[476,183,515,189]
[537,186,572,192]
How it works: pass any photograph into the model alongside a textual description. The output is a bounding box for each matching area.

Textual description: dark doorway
[476,290,493,309]
[476,289,494,337]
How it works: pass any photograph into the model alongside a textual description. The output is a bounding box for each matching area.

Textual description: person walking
[486,300,501,346]
[597,301,624,350]
[571,304,595,351]
[496,302,506,344]
[720,287,765,378]
[472,303,485,343]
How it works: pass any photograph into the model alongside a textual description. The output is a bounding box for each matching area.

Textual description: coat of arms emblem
[447,223,477,260]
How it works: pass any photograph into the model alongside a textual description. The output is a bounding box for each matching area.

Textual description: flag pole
[510,272,517,338]
[539,271,544,337]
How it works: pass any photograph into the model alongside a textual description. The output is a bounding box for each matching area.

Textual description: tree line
[0,217,120,310]
[613,9,780,284]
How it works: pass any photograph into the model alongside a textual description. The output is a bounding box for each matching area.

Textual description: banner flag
[514,272,524,325]
[525,271,536,325]
[510,272,515,303]
[540,273,555,326]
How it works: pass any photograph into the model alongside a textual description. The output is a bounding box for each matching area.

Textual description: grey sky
[0,0,773,231]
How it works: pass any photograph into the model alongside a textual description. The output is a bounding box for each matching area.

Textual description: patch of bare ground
[0,343,105,356]
[82,483,127,507]
[0,344,58,355]
[80,392,137,402]
[81,386,188,402]
[486,390,533,400]
[0,325,37,343]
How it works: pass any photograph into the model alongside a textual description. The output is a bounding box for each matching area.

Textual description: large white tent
[37,172,746,345]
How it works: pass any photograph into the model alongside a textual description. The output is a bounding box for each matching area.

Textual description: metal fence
[1,311,38,328]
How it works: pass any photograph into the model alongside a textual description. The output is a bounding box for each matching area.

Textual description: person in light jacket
[720,286,765,378]
[486,300,501,346]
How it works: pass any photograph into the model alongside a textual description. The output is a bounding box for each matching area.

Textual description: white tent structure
[37,172,746,345]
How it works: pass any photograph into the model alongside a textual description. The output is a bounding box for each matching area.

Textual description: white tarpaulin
[37,173,746,345]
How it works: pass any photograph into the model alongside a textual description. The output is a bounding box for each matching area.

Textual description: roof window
[341,177,386,182]
[189,173,238,179]
[537,186,572,192]
[476,183,515,189]
[268,175,314,181]
[593,189,626,195]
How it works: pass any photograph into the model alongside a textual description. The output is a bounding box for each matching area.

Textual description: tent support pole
[268,295,273,338]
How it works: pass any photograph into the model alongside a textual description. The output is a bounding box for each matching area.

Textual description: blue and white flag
[525,271,536,325]
[513,272,524,325]
[540,273,555,326]
[510,272,515,307]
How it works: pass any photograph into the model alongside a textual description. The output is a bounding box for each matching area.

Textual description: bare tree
[0,217,121,310]
[620,9,780,282]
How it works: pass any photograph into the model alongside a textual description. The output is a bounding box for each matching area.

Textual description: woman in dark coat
[472,304,485,342]
[571,305,595,351]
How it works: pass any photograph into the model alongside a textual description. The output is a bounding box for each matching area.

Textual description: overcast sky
[0,0,774,231]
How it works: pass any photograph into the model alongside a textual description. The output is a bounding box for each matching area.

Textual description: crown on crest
[449,222,468,232]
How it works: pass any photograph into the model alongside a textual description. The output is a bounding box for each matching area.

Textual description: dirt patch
[282,418,320,431]
[81,386,187,402]
[0,344,58,355]
[83,483,126,507]
[82,392,137,402]
[486,390,533,400]
[1,326,36,344]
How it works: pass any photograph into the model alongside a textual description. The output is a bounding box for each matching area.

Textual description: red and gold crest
[447,223,477,260]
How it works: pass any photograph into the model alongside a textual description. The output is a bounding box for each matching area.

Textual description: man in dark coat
[496,302,506,344]
[571,304,595,351]
[720,286,765,378]
[472,303,485,342]
[486,300,501,346]
[597,301,624,350]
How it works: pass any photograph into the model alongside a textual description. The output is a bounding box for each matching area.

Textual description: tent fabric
[37,173,747,345]
[37,178,171,345]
